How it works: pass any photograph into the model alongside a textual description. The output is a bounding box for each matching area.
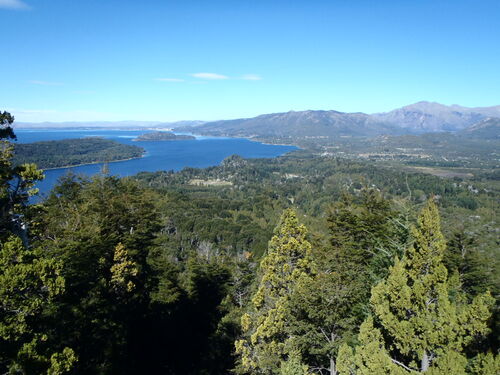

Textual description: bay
[14,129,297,199]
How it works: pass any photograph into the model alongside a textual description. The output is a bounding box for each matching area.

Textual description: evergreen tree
[110,242,139,294]
[327,190,409,309]
[279,349,309,375]
[443,230,499,354]
[39,175,162,374]
[0,111,44,245]
[338,199,495,374]
[235,209,314,374]
[291,190,408,374]
[469,352,500,375]
[444,230,492,296]
[0,236,76,374]
[289,239,363,374]
[0,111,74,373]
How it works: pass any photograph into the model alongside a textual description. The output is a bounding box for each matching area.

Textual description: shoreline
[185,132,301,149]
[41,154,145,171]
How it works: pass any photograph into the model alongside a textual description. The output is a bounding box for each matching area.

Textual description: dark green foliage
[0,112,75,374]
[13,137,144,169]
[39,174,161,374]
[1,112,44,244]
[134,131,195,141]
[444,230,500,353]
[34,173,240,374]
[444,231,494,296]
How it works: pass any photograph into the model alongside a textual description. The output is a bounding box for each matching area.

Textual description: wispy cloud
[191,72,228,80]
[0,0,31,10]
[241,74,262,81]
[28,80,64,86]
[155,73,261,83]
[155,78,185,82]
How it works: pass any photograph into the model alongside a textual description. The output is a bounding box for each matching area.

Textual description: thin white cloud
[191,72,228,80]
[155,78,185,82]
[28,80,64,86]
[0,0,31,10]
[241,74,262,81]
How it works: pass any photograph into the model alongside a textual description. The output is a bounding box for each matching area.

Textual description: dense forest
[1,110,499,374]
[133,131,195,141]
[13,138,144,169]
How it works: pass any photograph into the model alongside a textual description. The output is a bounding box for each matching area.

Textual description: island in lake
[133,131,195,141]
[13,137,144,169]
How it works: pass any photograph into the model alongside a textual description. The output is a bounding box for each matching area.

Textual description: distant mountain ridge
[14,120,205,129]
[459,117,500,139]
[372,101,500,132]
[176,110,401,138]
[174,102,500,138]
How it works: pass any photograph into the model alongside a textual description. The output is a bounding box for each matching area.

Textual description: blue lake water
[14,129,297,199]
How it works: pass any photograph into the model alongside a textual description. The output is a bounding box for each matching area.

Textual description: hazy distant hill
[460,117,500,139]
[174,102,500,138]
[175,110,400,138]
[373,101,500,132]
[14,120,205,129]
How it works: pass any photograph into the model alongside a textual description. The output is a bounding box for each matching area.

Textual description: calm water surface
[14,129,297,199]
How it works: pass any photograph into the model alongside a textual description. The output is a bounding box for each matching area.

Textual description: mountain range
[175,110,401,138]
[13,102,500,139]
[373,102,500,132]
[174,101,500,138]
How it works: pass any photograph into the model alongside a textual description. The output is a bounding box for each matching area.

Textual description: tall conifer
[338,200,495,374]
[235,209,314,374]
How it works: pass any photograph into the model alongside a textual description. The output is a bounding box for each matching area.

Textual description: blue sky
[1,0,499,122]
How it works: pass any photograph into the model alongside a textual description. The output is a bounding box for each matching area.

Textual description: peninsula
[13,137,144,169]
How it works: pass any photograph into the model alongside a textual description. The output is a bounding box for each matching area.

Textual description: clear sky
[1,0,499,122]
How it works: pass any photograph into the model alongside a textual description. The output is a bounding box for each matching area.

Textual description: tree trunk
[330,331,337,375]
[421,351,430,372]
[329,356,337,375]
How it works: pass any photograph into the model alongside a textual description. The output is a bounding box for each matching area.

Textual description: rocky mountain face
[175,102,500,138]
[373,101,500,132]
[460,117,500,139]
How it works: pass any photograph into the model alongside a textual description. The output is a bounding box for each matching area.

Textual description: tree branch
[390,357,418,373]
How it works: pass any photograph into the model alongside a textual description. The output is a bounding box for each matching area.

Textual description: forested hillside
[133,131,195,141]
[13,138,144,169]
[1,111,499,374]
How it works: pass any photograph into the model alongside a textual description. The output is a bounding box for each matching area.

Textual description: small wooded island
[133,131,195,141]
[13,137,144,169]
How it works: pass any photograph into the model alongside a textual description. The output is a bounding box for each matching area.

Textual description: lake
[14,129,297,199]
